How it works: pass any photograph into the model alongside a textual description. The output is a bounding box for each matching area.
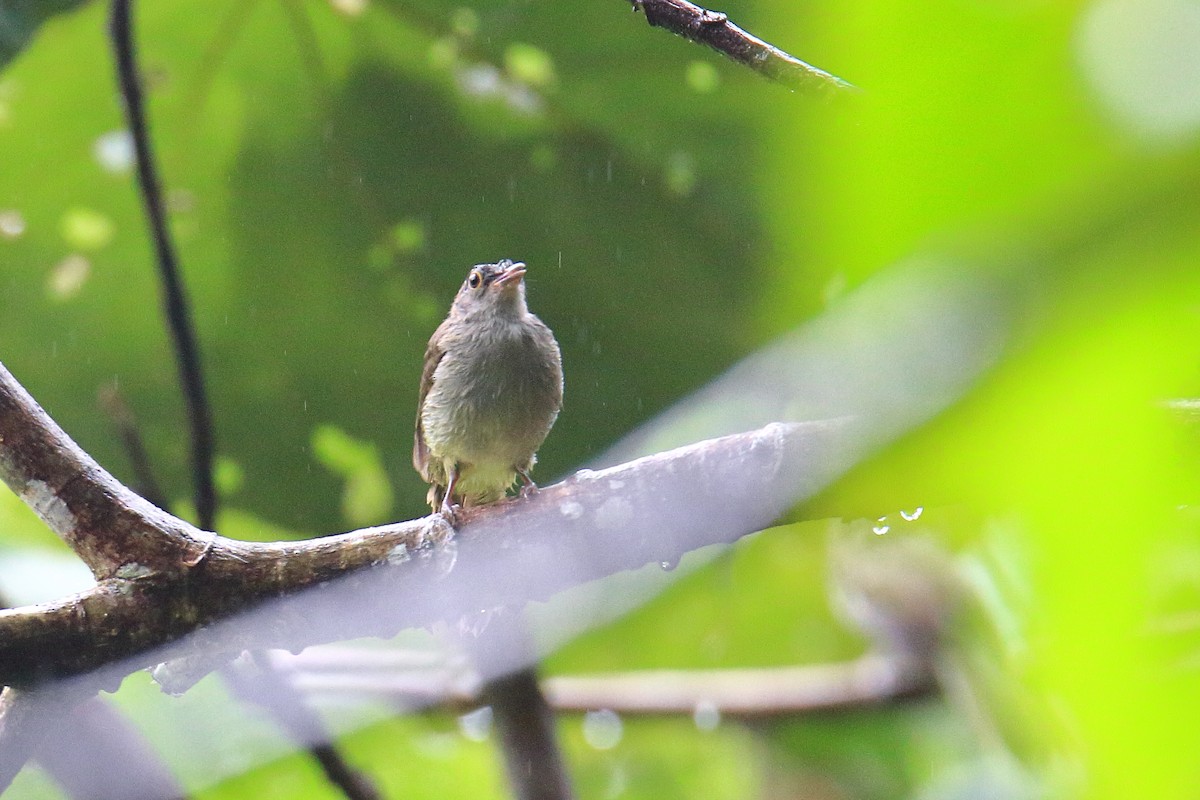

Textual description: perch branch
[630,0,855,94]
[0,359,852,688]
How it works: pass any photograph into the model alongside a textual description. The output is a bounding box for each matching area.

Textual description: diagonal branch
[630,0,855,94]
[0,362,209,577]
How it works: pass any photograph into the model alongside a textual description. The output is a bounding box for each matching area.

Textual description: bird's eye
[468,270,483,289]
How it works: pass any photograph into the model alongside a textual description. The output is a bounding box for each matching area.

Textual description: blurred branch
[630,0,855,94]
[35,696,189,800]
[0,358,851,686]
[464,616,577,800]
[109,0,217,531]
[223,654,379,800]
[483,669,577,800]
[0,684,97,793]
[276,649,936,717]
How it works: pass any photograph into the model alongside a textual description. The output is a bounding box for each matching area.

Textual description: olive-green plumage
[413,260,563,514]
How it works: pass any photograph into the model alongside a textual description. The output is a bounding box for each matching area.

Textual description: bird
[414,259,563,516]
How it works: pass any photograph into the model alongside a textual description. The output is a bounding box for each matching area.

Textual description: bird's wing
[412,321,449,480]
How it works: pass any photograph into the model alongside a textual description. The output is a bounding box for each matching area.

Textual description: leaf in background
[311,423,394,527]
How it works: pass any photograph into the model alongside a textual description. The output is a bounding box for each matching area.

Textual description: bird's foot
[517,471,539,500]
[439,497,462,526]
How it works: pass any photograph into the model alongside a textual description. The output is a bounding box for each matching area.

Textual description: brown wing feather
[412,319,450,481]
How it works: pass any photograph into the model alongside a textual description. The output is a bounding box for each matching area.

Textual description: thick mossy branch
[0,359,852,686]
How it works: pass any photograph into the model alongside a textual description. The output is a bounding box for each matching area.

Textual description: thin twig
[98,382,170,510]
[630,0,855,94]
[109,0,217,532]
[108,6,382,796]
[222,654,380,800]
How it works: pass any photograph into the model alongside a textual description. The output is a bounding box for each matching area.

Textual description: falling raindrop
[457,706,493,742]
[582,709,623,750]
[872,516,890,535]
[900,507,924,522]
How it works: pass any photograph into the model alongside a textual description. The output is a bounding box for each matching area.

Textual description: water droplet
[458,706,492,742]
[0,209,26,239]
[386,542,411,565]
[582,709,623,750]
[559,500,584,520]
[659,558,677,572]
[872,516,890,535]
[900,506,924,522]
[93,129,135,173]
[692,699,720,731]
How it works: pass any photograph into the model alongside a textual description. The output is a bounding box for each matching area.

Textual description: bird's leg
[516,468,538,499]
[440,464,461,521]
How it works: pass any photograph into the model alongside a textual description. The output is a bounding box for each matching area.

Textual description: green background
[1,0,1199,797]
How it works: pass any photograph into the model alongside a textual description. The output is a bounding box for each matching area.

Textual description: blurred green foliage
[2,0,1199,798]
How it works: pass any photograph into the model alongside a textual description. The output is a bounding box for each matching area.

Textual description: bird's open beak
[494,261,527,286]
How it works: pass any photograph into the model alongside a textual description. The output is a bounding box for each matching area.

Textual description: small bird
[414,259,563,516]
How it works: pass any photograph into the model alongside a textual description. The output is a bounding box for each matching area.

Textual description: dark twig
[108,5,379,797]
[108,4,372,794]
[483,669,577,800]
[98,382,170,510]
[464,616,576,800]
[109,0,217,532]
[630,0,855,94]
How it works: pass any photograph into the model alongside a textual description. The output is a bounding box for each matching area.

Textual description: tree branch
[630,0,855,94]
[278,649,935,718]
[0,361,209,577]
[0,359,853,688]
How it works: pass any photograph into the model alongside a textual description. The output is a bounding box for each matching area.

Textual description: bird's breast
[421,320,562,466]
